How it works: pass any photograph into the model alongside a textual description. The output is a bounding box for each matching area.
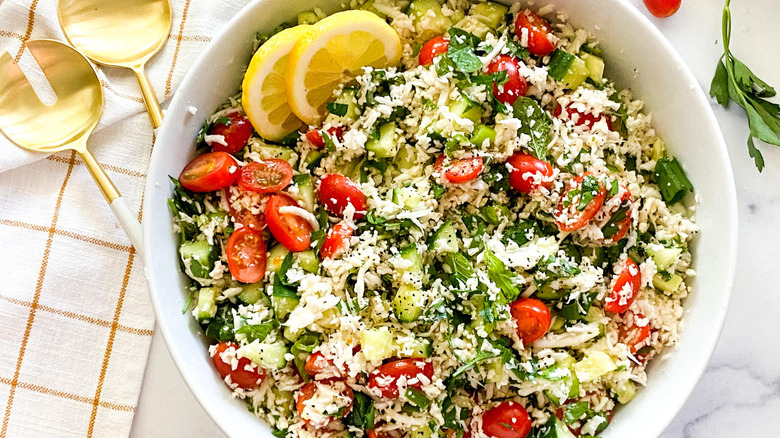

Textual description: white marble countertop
[130,0,780,436]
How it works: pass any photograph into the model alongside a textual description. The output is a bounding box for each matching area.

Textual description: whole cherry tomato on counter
[642,0,681,18]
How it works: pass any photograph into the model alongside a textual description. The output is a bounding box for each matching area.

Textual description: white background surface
[130,0,780,436]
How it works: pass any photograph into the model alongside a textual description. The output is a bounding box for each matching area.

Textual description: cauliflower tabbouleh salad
[170,1,698,437]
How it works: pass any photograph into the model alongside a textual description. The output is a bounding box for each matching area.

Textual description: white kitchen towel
[0,0,250,436]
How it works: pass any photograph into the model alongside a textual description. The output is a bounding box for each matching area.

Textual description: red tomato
[320,222,354,259]
[509,298,551,344]
[306,126,344,149]
[482,401,532,438]
[554,173,607,232]
[226,227,267,283]
[599,186,633,244]
[265,194,313,252]
[419,36,449,66]
[553,105,613,131]
[506,152,554,193]
[304,351,343,380]
[366,430,391,438]
[210,113,253,154]
[227,200,266,231]
[179,151,239,192]
[514,10,556,57]
[212,341,266,389]
[318,174,368,219]
[486,55,528,105]
[296,381,354,426]
[237,159,293,194]
[367,358,434,399]
[619,311,652,355]
[435,155,484,183]
[605,259,641,313]
[642,0,681,18]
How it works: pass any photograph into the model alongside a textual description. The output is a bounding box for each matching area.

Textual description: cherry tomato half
[226,227,267,283]
[419,36,450,66]
[237,159,293,194]
[619,311,652,355]
[304,351,344,380]
[265,194,313,252]
[296,381,354,427]
[435,155,484,184]
[366,430,392,438]
[514,10,556,57]
[367,358,434,399]
[179,151,239,192]
[642,0,681,18]
[553,104,613,131]
[318,174,368,219]
[486,55,528,105]
[320,221,354,259]
[212,341,266,389]
[599,185,633,244]
[605,258,641,313]
[506,152,554,193]
[554,173,607,232]
[509,298,551,344]
[482,401,532,438]
[210,113,253,154]
[306,126,345,149]
[227,190,266,231]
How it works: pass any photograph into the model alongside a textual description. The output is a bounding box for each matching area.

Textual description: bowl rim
[142,0,738,436]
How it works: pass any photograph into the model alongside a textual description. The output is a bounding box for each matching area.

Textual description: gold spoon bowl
[0,39,143,254]
[57,0,173,128]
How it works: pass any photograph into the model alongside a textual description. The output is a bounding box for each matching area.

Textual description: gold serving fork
[0,39,144,255]
[58,0,173,129]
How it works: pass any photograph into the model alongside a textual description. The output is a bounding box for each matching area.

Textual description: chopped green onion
[654,157,693,204]
[547,49,576,81]
[404,388,431,410]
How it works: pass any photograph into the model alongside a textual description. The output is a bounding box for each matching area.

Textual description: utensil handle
[133,65,164,129]
[78,150,144,257]
[110,197,144,257]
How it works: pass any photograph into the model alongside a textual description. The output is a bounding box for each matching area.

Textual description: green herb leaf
[451,349,499,378]
[326,102,349,117]
[236,320,279,343]
[444,253,475,287]
[446,28,484,73]
[484,250,521,302]
[344,391,375,430]
[513,96,552,160]
[653,157,693,204]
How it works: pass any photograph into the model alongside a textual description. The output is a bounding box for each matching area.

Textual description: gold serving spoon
[57,0,172,129]
[0,39,144,255]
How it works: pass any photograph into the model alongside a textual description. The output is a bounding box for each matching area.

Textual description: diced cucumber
[573,351,617,383]
[550,418,578,438]
[429,219,459,253]
[302,149,324,170]
[471,1,508,29]
[334,88,361,120]
[647,246,682,271]
[283,325,303,343]
[399,244,424,275]
[480,203,509,225]
[394,144,418,169]
[361,0,386,18]
[450,9,466,24]
[449,93,483,123]
[366,122,398,158]
[180,240,215,278]
[392,187,422,209]
[342,157,365,181]
[486,357,505,383]
[613,379,637,404]
[394,337,433,358]
[653,272,683,293]
[561,56,589,90]
[360,328,394,362]
[407,0,452,39]
[237,341,289,370]
[473,294,496,334]
[272,295,299,321]
[393,284,426,322]
[237,282,264,305]
[548,49,576,81]
[580,52,605,83]
[652,139,665,161]
[297,11,319,25]
[535,284,568,301]
[294,250,319,274]
[583,306,605,324]
[194,287,218,320]
[410,426,433,438]
[267,244,291,274]
[292,174,316,212]
[549,314,566,332]
[470,124,496,147]
[254,144,299,167]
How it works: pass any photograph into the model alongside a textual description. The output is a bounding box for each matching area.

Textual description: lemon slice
[242,25,311,142]
[286,10,402,125]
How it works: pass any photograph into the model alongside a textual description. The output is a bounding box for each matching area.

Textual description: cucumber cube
[294,250,319,274]
[471,1,508,29]
[237,341,289,370]
[194,287,218,320]
[429,220,459,253]
[297,11,319,25]
[334,88,361,120]
[653,272,683,293]
[614,379,637,404]
[470,124,497,147]
[647,246,682,271]
[449,94,483,123]
[560,55,589,90]
[237,282,264,305]
[580,52,605,83]
[360,328,394,362]
[254,144,299,167]
[365,122,398,158]
[407,0,452,39]
[272,295,299,321]
[573,351,617,383]
[267,244,291,274]
[180,239,215,278]
[393,284,425,322]
[393,187,422,209]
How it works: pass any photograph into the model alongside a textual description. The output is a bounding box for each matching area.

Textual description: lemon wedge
[242,25,311,142]
[286,10,402,125]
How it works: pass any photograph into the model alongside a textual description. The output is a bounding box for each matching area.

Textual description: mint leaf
[446,28,484,73]
[512,96,552,160]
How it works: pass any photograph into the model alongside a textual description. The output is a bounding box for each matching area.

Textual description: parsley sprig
[710,0,780,171]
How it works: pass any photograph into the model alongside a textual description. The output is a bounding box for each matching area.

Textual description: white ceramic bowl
[143,1,738,436]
